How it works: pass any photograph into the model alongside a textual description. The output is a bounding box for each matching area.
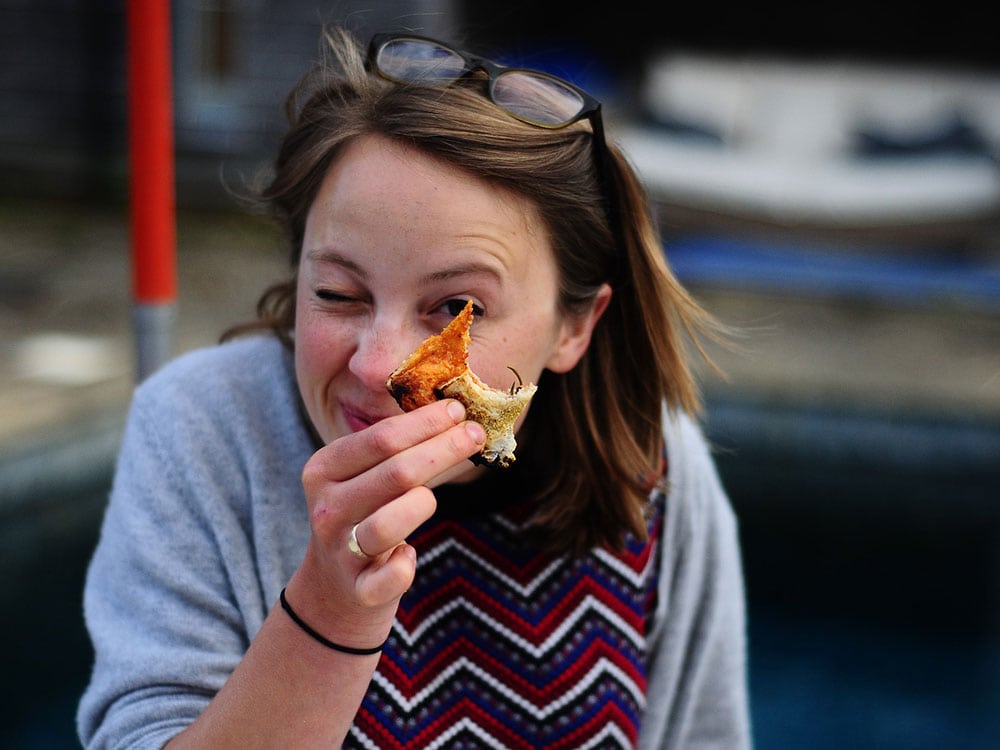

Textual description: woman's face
[295,134,604,484]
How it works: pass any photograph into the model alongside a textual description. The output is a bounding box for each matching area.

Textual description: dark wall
[459,3,999,73]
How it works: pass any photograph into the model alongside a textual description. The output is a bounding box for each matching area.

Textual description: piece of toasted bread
[385,301,537,468]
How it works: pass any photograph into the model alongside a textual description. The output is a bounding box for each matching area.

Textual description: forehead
[302,135,556,280]
[309,135,544,238]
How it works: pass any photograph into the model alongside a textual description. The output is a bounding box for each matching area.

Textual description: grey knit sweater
[77,335,751,749]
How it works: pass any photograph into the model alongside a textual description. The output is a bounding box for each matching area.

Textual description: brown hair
[226,27,724,554]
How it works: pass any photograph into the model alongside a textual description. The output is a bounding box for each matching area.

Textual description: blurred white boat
[616,53,1000,247]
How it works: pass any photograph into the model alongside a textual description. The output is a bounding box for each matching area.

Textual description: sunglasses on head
[367,33,606,147]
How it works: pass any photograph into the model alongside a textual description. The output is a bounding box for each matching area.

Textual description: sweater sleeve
[638,411,753,750]
[76,339,312,749]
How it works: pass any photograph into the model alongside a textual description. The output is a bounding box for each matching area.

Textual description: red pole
[126,0,177,380]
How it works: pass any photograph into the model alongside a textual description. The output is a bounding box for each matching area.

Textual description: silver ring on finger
[348,522,371,560]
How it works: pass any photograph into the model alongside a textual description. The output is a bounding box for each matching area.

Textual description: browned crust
[385,300,474,412]
[385,301,537,468]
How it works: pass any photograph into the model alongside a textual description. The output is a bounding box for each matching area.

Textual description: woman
[78,27,751,749]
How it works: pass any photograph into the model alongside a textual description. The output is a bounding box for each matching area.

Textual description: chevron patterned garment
[347,486,665,749]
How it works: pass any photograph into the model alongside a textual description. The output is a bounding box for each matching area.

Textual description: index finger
[314,399,469,482]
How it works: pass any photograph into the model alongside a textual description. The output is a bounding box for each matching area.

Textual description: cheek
[471,317,560,390]
[294,310,349,385]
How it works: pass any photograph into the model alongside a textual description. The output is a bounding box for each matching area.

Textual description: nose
[348,317,419,393]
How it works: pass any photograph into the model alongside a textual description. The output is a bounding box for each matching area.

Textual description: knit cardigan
[77,335,751,749]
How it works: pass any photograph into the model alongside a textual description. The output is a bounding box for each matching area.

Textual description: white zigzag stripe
[593,545,658,588]
[425,717,511,750]
[348,726,381,750]
[393,593,644,654]
[418,537,567,596]
[417,536,657,596]
[351,714,633,749]
[491,512,531,534]
[580,722,634,749]
[351,716,512,750]
[371,654,646,717]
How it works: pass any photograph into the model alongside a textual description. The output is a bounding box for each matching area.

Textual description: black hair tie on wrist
[279,587,386,655]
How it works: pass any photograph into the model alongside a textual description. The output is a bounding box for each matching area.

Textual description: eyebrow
[305,248,367,278]
[306,248,504,286]
[421,262,504,285]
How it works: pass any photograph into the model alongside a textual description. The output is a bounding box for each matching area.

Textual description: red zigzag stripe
[396,571,647,638]
[377,634,646,703]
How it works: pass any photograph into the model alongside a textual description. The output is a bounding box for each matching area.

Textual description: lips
[340,401,390,433]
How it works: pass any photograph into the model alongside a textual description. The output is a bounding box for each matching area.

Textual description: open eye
[441,298,484,318]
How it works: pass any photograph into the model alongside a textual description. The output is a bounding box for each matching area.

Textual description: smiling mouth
[342,403,384,431]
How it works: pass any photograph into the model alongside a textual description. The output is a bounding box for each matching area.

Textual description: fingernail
[447,400,466,422]
[465,421,486,444]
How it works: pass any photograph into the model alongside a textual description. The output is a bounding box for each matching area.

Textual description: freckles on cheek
[299,330,346,379]
[294,324,319,367]
[295,316,339,379]
[296,321,323,353]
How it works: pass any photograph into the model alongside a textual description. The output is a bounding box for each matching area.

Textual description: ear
[546,284,613,374]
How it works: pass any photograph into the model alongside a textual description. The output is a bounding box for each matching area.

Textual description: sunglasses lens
[492,71,586,127]
[376,38,466,84]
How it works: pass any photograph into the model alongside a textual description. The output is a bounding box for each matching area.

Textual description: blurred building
[0,0,459,205]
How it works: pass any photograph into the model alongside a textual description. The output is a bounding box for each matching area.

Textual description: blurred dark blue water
[712,397,1000,750]
[750,609,1000,749]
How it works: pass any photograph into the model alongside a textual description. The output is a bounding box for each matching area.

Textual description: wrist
[283,561,396,651]
[279,588,387,654]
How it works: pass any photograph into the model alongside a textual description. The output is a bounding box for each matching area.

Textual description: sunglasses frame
[366,33,606,146]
